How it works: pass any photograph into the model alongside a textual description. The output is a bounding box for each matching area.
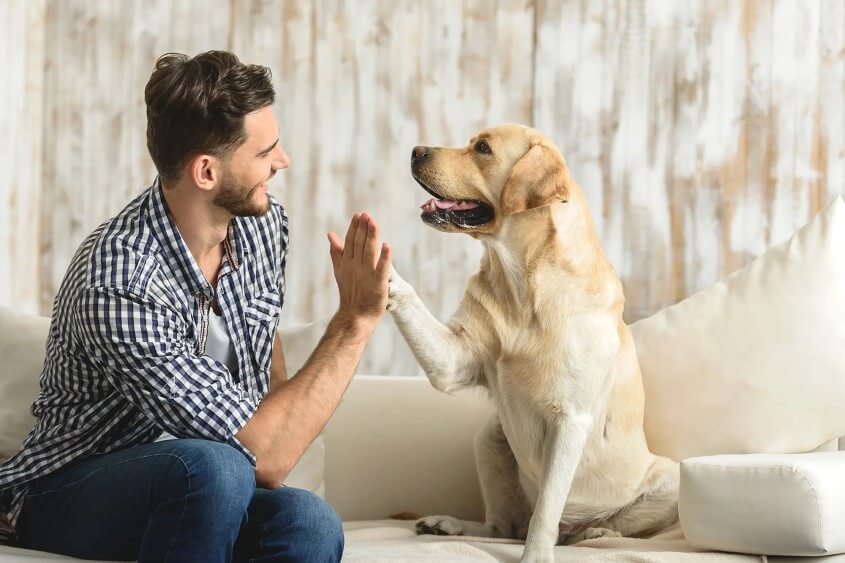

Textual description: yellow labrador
[388,124,679,563]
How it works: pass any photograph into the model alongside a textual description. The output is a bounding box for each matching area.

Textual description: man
[0,50,391,562]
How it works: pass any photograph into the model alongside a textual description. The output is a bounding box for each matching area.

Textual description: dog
[387,124,679,563]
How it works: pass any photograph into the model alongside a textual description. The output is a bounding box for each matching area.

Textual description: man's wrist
[329,308,376,340]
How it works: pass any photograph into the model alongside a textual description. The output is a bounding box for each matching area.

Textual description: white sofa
[0,370,842,563]
[2,197,845,562]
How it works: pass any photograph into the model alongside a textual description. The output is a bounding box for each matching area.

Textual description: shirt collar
[148,177,245,297]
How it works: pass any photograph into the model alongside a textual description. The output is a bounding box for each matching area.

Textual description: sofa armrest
[323,374,491,522]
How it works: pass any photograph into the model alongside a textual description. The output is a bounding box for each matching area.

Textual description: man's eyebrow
[257,138,279,156]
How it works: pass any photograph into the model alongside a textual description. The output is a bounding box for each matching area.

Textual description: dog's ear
[499,141,570,215]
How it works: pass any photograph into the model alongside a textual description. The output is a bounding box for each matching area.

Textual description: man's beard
[214,167,272,217]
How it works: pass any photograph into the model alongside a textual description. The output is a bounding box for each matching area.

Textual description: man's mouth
[414,178,494,228]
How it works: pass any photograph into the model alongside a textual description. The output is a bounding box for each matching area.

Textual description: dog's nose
[411,146,429,162]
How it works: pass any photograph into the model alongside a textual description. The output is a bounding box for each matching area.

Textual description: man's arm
[237,212,391,488]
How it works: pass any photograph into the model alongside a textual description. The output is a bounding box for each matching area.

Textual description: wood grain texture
[1,0,843,374]
[535,0,845,320]
[0,0,46,313]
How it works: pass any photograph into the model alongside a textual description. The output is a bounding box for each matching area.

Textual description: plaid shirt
[0,179,288,528]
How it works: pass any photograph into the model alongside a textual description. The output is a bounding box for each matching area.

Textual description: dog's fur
[387,125,679,563]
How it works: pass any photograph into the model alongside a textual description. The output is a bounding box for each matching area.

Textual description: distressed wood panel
[39,0,234,312]
[6,0,534,375]
[1,0,843,374]
[0,0,46,314]
[229,0,535,375]
[535,0,845,321]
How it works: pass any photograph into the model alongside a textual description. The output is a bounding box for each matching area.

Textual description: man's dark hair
[144,50,275,185]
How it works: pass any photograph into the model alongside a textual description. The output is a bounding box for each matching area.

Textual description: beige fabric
[630,197,845,461]
[0,545,111,561]
[0,307,49,461]
[324,375,491,522]
[341,520,763,562]
[680,452,845,556]
[7,521,845,562]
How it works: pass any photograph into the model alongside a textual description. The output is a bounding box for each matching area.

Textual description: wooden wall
[1,0,843,376]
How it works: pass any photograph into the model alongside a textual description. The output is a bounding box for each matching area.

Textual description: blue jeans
[14,439,343,562]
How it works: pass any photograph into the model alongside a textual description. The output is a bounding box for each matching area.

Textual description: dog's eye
[475,140,492,155]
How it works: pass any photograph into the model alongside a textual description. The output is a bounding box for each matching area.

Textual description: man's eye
[475,140,492,154]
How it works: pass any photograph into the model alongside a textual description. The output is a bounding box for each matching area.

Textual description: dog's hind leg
[416,414,531,539]
[599,455,679,538]
[563,455,679,544]
[475,414,533,538]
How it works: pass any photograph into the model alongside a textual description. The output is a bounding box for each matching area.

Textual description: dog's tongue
[421,198,479,211]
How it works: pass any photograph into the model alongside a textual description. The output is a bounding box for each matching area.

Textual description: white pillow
[680,452,845,556]
[631,197,845,461]
[0,307,49,461]
[0,306,328,497]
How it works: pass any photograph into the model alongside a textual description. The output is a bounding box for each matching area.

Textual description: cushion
[341,520,761,562]
[0,307,327,497]
[680,452,845,556]
[630,197,845,461]
[0,307,49,461]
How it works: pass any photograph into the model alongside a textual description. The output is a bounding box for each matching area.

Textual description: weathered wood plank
[535,0,844,323]
[1,0,843,375]
[230,0,535,374]
[39,0,234,312]
[0,0,46,314]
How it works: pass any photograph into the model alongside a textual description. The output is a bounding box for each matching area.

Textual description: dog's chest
[480,316,611,483]
[493,389,548,480]
[483,317,576,396]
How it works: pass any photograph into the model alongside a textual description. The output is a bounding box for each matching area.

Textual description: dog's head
[410,124,572,234]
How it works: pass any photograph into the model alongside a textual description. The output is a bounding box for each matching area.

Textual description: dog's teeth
[421,198,440,214]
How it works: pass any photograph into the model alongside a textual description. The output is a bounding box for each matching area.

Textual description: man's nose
[411,146,429,162]
[273,146,291,170]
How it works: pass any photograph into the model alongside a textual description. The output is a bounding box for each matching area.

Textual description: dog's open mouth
[414,178,494,228]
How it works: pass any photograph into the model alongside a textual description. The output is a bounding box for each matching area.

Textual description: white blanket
[343,520,763,562]
[3,520,845,562]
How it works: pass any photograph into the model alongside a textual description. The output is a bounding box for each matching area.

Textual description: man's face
[214,106,289,217]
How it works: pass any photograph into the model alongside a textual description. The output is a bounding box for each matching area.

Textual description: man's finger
[327,232,343,271]
[344,213,361,260]
[376,243,392,279]
[362,217,379,267]
[353,212,370,263]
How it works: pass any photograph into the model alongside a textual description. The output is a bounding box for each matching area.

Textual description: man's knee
[159,439,255,514]
[258,487,344,560]
[289,488,342,532]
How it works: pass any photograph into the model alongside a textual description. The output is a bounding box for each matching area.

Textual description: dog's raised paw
[387,267,413,311]
[415,515,465,536]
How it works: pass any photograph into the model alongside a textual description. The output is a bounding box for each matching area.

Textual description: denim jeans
[14,439,343,562]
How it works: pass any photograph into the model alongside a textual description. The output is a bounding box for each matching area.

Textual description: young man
[0,50,391,562]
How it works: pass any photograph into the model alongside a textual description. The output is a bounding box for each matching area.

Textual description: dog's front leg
[388,267,479,392]
[520,412,593,563]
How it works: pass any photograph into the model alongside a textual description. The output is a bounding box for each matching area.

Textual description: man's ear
[499,143,570,215]
[187,154,219,192]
